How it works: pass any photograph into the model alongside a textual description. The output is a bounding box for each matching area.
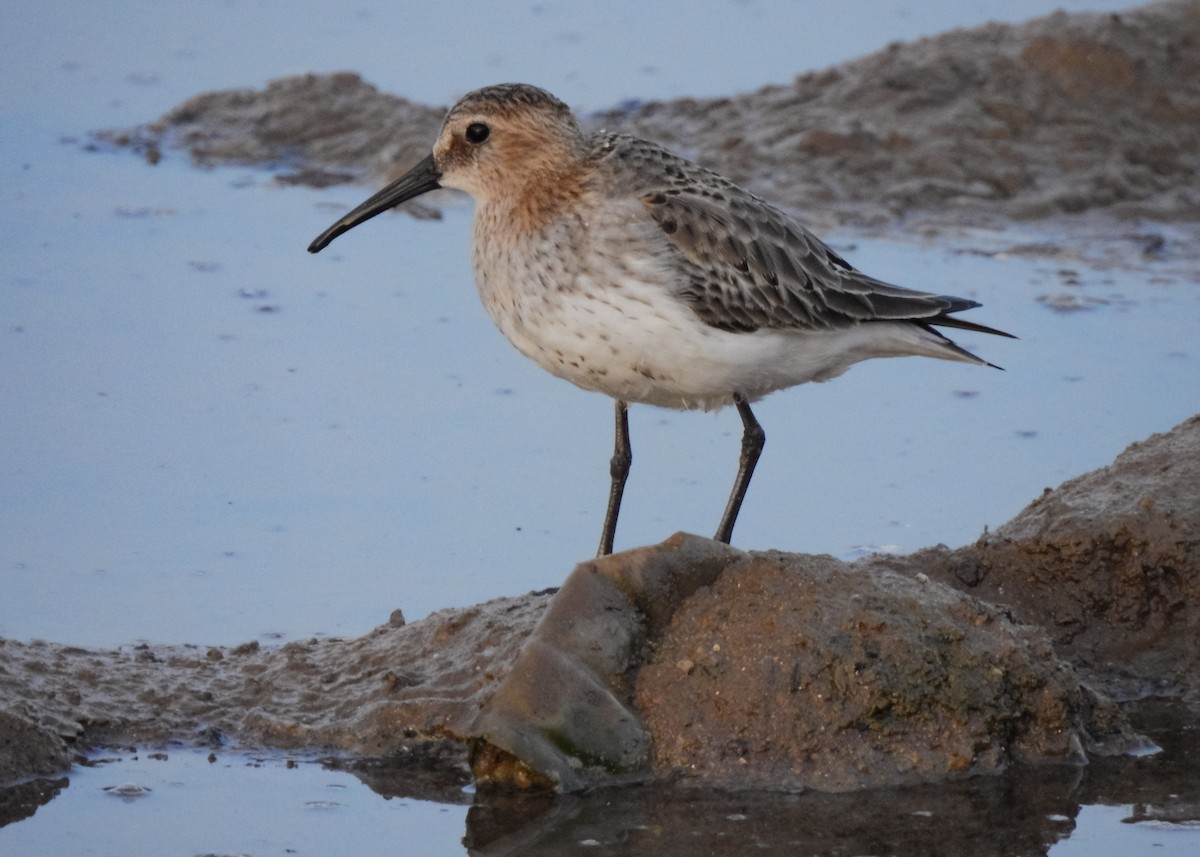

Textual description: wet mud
[93,0,1200,235]
[908,414,1200,699]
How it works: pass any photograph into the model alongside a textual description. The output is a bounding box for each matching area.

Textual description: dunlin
[309,83,1013,556]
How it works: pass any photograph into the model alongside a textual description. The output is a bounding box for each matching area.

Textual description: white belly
[470,207,957,411]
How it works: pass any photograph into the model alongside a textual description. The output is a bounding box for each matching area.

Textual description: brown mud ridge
[92,0,1200,234]
[2,415,1197,796]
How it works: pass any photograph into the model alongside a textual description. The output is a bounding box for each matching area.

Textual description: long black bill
[307,153,442,253]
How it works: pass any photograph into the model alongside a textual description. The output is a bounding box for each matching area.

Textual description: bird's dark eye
[465,122,490,144]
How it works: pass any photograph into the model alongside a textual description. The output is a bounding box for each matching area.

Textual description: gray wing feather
[596,135,1004,336]
[644,189,975,333]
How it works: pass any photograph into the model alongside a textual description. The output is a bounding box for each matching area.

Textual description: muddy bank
[611,0,1200,228]
[0,592,549,786]
[92,1,1200,233]
[905,413,1200,698]
[4,414,1196,793]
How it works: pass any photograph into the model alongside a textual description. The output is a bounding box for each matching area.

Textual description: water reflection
[462,768,1086,855]
[355,700,1196,856]
[1,701,1196,855]
[0,777,67,828]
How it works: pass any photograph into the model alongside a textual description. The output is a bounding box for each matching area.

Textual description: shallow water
[2,1,1197,854]
[2,700,1197,855]
[0,750,471,855]
[4,158,1197,647]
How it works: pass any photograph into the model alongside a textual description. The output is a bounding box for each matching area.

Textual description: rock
[638,553,1143,792]
[469,535,743,791]
[470,538,1137,792]
[920,414,1200,697]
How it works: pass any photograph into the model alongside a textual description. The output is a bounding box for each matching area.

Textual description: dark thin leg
[598,400,631,557]
[714,396,765,545]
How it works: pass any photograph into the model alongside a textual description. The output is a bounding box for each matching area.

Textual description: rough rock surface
[635,553,1128,792]
[910,414,1200,697]
[469,537,744,792]
[469,537,1137,793]
[93,1,1200,231]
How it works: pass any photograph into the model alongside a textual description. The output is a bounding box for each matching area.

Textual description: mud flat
[94,0,1200,236]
